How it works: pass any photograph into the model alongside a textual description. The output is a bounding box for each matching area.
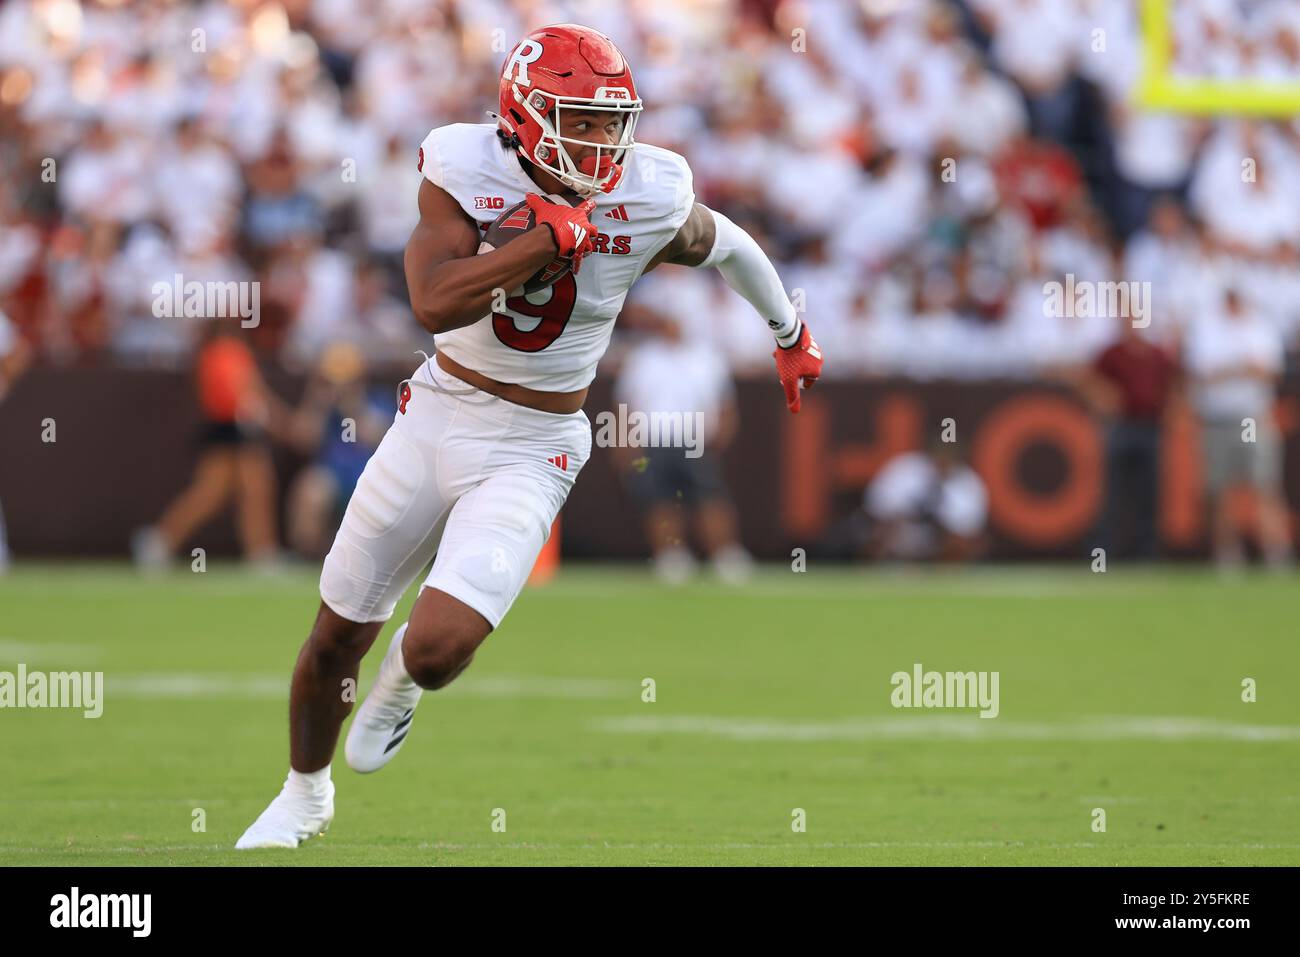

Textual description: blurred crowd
[0,0,1299,381]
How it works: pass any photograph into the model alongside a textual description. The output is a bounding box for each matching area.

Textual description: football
[478,194,577,295]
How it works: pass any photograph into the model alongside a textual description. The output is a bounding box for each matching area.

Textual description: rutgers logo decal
[505,39,543,85]
[398,382,412,414]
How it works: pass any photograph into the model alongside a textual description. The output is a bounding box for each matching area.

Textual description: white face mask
[514,86,643,196]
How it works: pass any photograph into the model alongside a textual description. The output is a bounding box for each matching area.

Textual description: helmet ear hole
[508,109,525,126]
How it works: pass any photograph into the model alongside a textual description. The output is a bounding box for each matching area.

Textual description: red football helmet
[495,24,642,197]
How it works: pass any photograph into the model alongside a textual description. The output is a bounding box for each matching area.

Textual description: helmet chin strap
[537,127,603,196]
[579,154,622,192]
[579,154,614,178]
[487,110,522,150]
[547,128,627,195]
[539,142,611,198]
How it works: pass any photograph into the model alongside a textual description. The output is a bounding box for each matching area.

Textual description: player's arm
[404,180,591,334]
[661,203,800,347]
[651,202,823,413]
[645,202,717,270]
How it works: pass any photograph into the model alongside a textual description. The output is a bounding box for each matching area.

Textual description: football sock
[379,623,418,693]
[286,765,332,801]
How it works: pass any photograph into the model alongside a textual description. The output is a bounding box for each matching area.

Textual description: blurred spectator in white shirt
[1184,286,1291,568]
[864,438,989,562]
[613,291,752,585]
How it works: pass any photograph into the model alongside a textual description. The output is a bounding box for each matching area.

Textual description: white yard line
[0,640,103,663]
[2,840,1298,856]
[595,714,1300,742]
[104,672,625,700]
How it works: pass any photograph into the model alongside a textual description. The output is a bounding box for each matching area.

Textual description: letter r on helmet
[507,40,544,85]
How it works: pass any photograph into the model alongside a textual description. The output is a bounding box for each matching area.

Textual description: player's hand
[772,322,823,414]
[525,193,597,259]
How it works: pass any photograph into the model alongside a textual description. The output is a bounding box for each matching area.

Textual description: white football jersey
[417,123,695,391]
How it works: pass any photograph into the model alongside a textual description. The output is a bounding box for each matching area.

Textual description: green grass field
[1,562,1297,866]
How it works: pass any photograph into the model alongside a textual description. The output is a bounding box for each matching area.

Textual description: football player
[237,22,823,848]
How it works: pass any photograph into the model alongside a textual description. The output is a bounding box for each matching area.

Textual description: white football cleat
[711,544,755,585]
[345,626,423,773]
[653,545,697,586]
[235,779,335,849]
[129,526,170,573]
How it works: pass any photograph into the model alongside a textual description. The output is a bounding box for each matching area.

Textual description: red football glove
[772,322,823,414]
[525,193,597,260]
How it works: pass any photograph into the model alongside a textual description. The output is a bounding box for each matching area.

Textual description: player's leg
[233,602,382,850]
[233,442,279,564]
[286,465,340,558]
[402,587,491,687]
[1097,423,1126,557]
[346,405,591,773]
[1248,423,1292,568]
[345,470,549,772]
[1202,423,1242,569]
[1209,489,1238,568]
[237,388,456,847]
[688,456,752,583]
[343,587,490,772]
[290,602,385,773]
[628,448,695,583]
[1130,423,1160,560]
[136,447,236,566]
